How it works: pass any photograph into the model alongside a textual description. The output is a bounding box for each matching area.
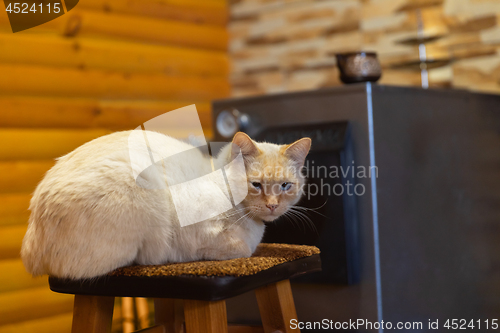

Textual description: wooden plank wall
[229,0,500,96]
[0,1,228,332]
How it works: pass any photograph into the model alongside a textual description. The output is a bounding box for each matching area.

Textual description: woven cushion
[49,243,321,301]
[110,243,320,277]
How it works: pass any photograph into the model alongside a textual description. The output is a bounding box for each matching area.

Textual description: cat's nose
[266,204,278,213]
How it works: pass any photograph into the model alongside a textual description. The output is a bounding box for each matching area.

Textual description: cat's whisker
[289,212,305,231]
[221,210,250,219]
[283,211,303,231]
[222,211,253,231]
[289,208,314,226]
[219,205,261,220]
[289,207,323,230]
[286,210,308,233]
[228,210,259,231]
[291,200,328,211]
[279,212,294,228]
[290,205,330,219]
[287,208,319,236]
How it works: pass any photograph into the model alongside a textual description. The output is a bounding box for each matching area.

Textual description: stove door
[254,121,359,284]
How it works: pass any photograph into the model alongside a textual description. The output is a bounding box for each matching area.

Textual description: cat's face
[229,132,311,222]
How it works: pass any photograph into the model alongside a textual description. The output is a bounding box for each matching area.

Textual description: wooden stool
[49,243,321,333]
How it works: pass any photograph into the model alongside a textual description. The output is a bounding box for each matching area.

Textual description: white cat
[21,131,311,279]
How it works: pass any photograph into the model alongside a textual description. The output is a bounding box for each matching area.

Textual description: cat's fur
[21,131,311,279]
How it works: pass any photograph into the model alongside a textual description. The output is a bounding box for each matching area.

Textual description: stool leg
[255,280,299,333]
[184,299,228,333]
[122,297,135,333]
[72,295,115,333]
[154,299,184,333]
[137,297,151,329]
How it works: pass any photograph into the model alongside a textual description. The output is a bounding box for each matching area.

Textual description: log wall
[229,0,500,96]
[0,1,229,332]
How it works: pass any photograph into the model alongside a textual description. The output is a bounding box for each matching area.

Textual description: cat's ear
[231,132,260,159]
[283,138,311,165]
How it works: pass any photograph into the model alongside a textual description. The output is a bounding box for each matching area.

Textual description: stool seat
[51,243,321,333]
[49,243,321,301]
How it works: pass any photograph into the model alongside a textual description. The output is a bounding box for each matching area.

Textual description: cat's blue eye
[281,182,292,191]
[252,182,262,189]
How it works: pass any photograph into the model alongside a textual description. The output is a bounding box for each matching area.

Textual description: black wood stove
[212,84,500,332]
